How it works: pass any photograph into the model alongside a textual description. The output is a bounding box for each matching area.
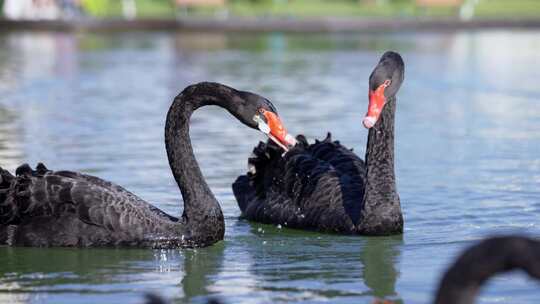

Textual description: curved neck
[357,96,402,234]
[434,237,540,304]
[363,97,398,207]
[165,83,239,225]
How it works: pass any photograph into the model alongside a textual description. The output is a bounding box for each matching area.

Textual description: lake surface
[0,30,539,304]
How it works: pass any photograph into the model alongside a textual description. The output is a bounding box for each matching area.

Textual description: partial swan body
[233,51,405,235]
[0,82,290,248]
[435,236,540,304]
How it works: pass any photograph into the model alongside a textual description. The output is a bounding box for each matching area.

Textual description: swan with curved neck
[233,51,404,235]
[0,82,291,248]
[434,236,540,304]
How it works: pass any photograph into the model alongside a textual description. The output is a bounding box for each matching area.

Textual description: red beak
[363,80,390,129]
[261,109,296,149]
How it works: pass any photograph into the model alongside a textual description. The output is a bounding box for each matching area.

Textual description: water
[0,30,539,303]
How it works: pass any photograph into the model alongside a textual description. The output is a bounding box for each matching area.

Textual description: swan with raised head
[233,51,404,235]
[0,82,292,248]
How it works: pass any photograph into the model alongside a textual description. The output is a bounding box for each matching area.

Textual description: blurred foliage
[81,0,175,18]
[2,0,539,19]
[145,0,540,18]
[81,0,108,16]
[228,0,425,17]
[475,0,540,17]
[89,0,454,18]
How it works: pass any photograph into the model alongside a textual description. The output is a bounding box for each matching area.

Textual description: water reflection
[0,247,152,281]
[0,247,176,303]
[3,33,78,84]
[0,246,227,303]
[214,224,404,303]
[174,33,228,52]
[180,244,225,303]
[361,236,403,302]
[0,105,23,171]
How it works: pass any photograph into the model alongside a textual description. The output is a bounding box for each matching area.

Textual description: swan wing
[233,133,366,233]
[0,163,175,235]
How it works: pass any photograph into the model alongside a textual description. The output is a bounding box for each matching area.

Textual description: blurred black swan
[0,82,291,248]
[233,51,404,235]
[434,235,540,304]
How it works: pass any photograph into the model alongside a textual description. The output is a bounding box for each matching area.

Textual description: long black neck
[165,83,240,231]
[358,97,403,235]
[434,236,540,304]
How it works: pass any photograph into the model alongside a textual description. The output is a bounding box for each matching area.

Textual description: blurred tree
[229,0,271,4]
[81,0,109,16]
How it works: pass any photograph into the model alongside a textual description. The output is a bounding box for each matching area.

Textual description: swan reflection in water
[361,235,403,302]
[179,243,225,302]
[0,246,180,302]
[147,227,404,303]
[147,235,540,304]
[206,223,404,303]
[0,244,227,303]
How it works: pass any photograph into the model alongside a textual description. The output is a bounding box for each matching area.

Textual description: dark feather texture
[0,163,183,247]
[0,82,277,248]
[434,236,540,304]
[233,52,405,235]
[234,133,367,233]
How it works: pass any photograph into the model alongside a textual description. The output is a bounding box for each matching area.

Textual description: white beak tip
[285,134,297,147]
[363,117,376,129]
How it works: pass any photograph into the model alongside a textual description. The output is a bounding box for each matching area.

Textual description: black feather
[234,134,367,233]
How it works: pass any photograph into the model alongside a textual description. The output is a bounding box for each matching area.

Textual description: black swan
[233,51,404,235]
[434,236,540,304]
[0,82,292,248]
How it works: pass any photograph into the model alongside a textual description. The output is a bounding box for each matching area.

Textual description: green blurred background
[1,0,540,19]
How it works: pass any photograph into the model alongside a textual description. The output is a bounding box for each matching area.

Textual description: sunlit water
[0,30,539,304]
